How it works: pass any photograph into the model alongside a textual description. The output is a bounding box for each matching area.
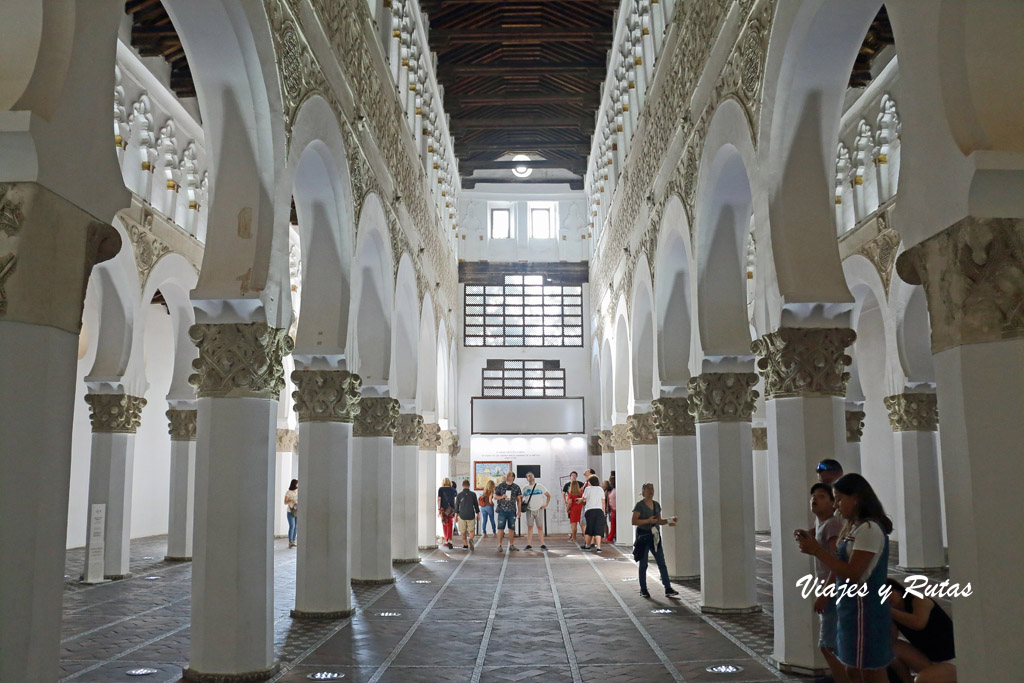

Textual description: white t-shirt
[847,521,885,582]
[583,485,605,512]
[814,516,844,581]
[521,482,549,510]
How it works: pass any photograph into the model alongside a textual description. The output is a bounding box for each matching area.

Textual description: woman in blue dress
[796,473,893,682]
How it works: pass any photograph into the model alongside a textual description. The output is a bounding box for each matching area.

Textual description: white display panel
[471,397,584,434]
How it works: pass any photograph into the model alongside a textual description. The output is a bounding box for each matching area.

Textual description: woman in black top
[437,478,457,549]
[885,578,957,683]
[631,483,680,599]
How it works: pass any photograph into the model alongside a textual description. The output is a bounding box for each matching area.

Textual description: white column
[392,413,423,563]
[599,430,614,482]
[184,322,292,680]
[611,424,633,545]
[628,412,659,493]
[690,371,759,614]
[885,392,945,571]
[418,423,440,548]
[290,369,360,618]
[751,426,771,533]
[273,438,294,538]
[844,404,864,473]
[83,393,146,579]
[653,398,700,580]
[351,395,400,584]
[165,408,197,561]
[753,327,855,674]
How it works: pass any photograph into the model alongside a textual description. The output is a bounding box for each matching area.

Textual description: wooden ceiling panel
[125,1,196,99]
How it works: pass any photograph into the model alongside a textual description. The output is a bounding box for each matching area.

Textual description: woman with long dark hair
[795,473,893,682]
[284,479,299,548]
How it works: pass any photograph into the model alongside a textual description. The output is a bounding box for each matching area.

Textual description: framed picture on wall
[474,461,512,490]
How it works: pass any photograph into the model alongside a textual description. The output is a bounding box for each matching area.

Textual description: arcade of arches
[1,1,1022,681]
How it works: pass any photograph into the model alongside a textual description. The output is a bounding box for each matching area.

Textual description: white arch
[416,292,438,418]
[349,193,394,385]
[391,253,420,402]
[138,254,199,402]
[611,297,631,421]
[600,337,614,430]
[630,264,656,405]
[653,195,694,388]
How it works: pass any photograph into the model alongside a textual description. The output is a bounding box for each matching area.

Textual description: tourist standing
[438,477,457,549]
[566,480,583,542]
[493,471,522,552]
[581,475,606,552]
[521,472,550,550]
[455,480,480,550]
[284,479,298,548]
[562,471,580,539]
[805,483,847,683]
[795,473,893,682]
[479,480,496,537]
[605,479,617,543]
[631,482,679,597]
[817,458,844,487]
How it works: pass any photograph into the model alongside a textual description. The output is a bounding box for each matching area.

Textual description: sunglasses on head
[816,464,829,472]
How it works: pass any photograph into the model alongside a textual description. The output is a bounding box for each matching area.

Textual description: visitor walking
[438,477,457,549]
[493,471,522,552]
[581,475,606,552]
[631,482,679,598]
[521,472,550,550]
[479,480,496,537]
[795,473,893,682]
[566,480,583,542]
[284,479,299,548]
[455,480,480,550]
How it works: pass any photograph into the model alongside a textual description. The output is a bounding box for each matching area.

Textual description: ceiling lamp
[512,154,532,178]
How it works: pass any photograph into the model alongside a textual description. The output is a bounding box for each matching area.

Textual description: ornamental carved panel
[845,409,866,443]
[627,412,658,445]
[883,393,938,432]
[598,429,614,453]
[352,396,400,437]
[166,409,197,441]
[651,397,696,437]
[189,323,294,399]
[419,422,442,450]
[610,423,631,450]
[687,373,759,423]
[394,413,424,446]
[85,394,147,434]
[751,327,857,399]
[751,426,768,451]
[291,370,362,423]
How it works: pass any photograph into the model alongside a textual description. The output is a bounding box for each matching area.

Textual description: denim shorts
[497,509,517,530]
[818,596,838,651]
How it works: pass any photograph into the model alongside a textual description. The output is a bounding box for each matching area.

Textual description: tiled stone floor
[58,534,948,682]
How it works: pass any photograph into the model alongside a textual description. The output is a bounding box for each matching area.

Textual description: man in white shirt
[521,472,551,550]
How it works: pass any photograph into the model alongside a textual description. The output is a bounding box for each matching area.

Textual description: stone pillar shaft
[628,412,659,497]
[598,429,614,484]
[418,423,441,549]
[611,424,632,544]
[392,414,423,563]
[166,408,197,561]
[653,397,699,580]
[352,396,400,583]
[751,426,771,534]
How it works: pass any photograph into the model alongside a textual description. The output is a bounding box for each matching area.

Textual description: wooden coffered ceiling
[849,6,894,88]
[419,0,618,188]
[125,0,195,98]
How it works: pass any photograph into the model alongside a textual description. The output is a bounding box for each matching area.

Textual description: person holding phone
[631,482,680,598]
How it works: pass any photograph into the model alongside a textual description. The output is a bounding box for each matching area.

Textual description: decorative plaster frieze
[85,394,147,434]
[845,410,866,443]
[589,434,602,455]
[896,216,1024,353]
[125,209,171,287]
[291,370,362,423]
[419,422,441,450]
[751,426,768,451]
[352,397,400,437]
[652,397,696,437]
[627,412,658,445]
[610,424,631,450]
[751,328,857,399]
[855,225,901,296]
[188,323,294,399]
[394,413,424,446]
[687,373,759,423]
[276,428,298,453]
[598,429,614,453]
[883,393,938,432]
[166,409,197,441]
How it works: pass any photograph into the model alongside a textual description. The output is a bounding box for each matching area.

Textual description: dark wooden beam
[450,93,599,108]
[458,142,592,154]
[451,116,594,130]
[459,160,586,173]
[437,63,606,79]
[435,0,616,6]
[459,261,589,285]
[462,177,584,191]
[432,27,613,45]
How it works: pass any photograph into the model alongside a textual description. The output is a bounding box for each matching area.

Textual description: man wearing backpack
[455,480,480,550]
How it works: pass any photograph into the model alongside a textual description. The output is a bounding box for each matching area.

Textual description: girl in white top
[581,475,606,552]
[284,479,298,548]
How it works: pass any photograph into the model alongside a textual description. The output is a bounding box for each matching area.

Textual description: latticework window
[481,359,566,398]
[465,274,583,347]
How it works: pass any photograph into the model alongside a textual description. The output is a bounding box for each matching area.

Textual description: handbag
[522,487,536,511]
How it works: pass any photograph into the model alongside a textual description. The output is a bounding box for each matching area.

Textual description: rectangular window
[528,201,557,239]
[490,207,511,239]
[464,274,583,347]
[481,359,566,398]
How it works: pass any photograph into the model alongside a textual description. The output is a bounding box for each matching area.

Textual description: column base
[181,663,280,682]
[895,565,947,573]
[669,574,700,581]
[290,608,355,620]
[700,604,762,615]
[775,660,829,677]
[104,573,132,581]
[418,544,438,550]
[351,576,395,585]
[393,557,421,564]
[165,556,192,562]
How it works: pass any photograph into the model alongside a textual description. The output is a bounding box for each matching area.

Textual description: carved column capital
[651,397,695,436]
[85,394,147,433]
[291,370,361,423]
[845,410,866,442]
[751,426,768,451]
[751,327,857,399]
[627,412,658,445]
[589,435,602,455]
[166,409,197,441]
[394,413,424,446]
[610,424,631,450]
[883,393,938,432]
[438,429,461,457]
[897,216,1024,353]
[686,373,759,423]
[188,322,294,399]
[598,429,614,453]
[276,428,298,453]
[352,397,401,437]
[419,422,441,450]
